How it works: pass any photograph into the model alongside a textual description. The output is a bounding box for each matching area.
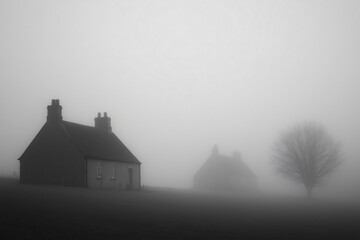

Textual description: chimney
[95,112,112,132]
[47,99,62,123]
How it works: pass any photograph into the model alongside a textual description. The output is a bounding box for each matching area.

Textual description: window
[111,164,116,180]
[97,161,102,179]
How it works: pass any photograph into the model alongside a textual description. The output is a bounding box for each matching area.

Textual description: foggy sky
[1,0,360,196]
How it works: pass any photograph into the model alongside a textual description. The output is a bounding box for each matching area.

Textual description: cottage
[18,99,141,190]
[194,145,257,191]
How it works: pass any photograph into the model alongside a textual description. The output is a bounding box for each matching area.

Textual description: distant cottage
[18,100,141,190]
[194,145,257,191]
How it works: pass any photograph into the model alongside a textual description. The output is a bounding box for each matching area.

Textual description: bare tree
[272,122,342,198]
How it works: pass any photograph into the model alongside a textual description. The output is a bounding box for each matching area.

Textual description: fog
[1,0,360,198]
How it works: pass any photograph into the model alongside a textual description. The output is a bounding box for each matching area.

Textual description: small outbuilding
[18,99,141,190]
[194,145,257,191]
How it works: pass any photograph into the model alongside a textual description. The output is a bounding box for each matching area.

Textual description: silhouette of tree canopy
[272,122,342,197]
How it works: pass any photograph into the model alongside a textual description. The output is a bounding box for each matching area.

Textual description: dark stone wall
[20,122,86,187]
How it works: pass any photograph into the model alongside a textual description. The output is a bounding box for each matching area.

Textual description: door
[128,168,133,190]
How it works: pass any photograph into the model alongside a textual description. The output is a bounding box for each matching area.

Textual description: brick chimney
[95,112,112,132]
[47,99,62,123]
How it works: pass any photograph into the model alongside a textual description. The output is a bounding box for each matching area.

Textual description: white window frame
[97,161,102,179]
[111,163,116,180]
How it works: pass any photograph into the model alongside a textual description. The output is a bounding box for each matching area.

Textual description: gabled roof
[19,121,141,164]
[195,152,256,179]
[61,121,141,164]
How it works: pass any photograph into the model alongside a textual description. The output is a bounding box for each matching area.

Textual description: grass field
[1,178,360,239]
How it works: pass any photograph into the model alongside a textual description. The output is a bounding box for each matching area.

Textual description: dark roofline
[195,151,256,178]
[85,156,142,164]
[62,120,91,128]
[59,121,88,160]
[19,120,141,165]
[61,120,141,164]
[18,123,48,160]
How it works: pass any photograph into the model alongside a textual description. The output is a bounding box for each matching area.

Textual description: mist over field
[1,178,360,239]
[1,0,360,200]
